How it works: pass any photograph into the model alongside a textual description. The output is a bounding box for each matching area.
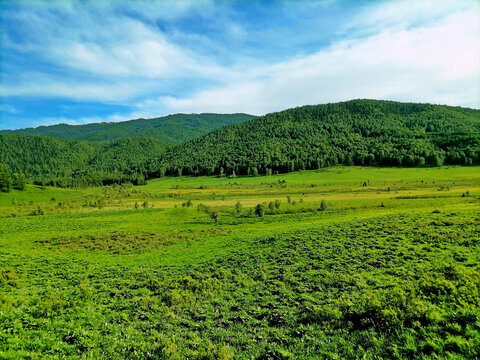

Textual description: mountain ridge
[1,113,255,144]
[1,99,479,187]
[0,134,169,186]
[154,99,480,177]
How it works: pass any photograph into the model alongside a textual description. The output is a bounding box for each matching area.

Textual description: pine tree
[0,163,12,192]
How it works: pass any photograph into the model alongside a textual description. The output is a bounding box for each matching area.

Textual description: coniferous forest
[1,100,479,188]
[156,100,480,177]
[0,113,254,143]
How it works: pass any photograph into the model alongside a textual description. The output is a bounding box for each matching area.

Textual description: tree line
[0,135,167,187]
[1,113,254,143]
[0,162,26,192]
[1,100,479,188]
[153,100,480,177]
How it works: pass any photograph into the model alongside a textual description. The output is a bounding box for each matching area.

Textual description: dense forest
[0,113,255,144]
[154,100,480,177]
[1,100,479,187]
[0,134,169,187]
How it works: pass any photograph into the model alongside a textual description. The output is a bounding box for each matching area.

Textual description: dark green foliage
[157,100,480,176]
[1,113,255,144]
[0,114,252,186]
[3,101,478,186]
[0,135,169,187]
[0,163,12,192]
[12,172,26,190]
[255,203,266,217]
[86,137,170,175]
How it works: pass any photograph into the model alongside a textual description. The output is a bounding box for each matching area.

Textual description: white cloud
[0,104,19,114]
[154,4,480,115]
[2,0,479,127]
[49,19,228,79]
[3,73,142,102]
[345,0,477,34]
[8,3,227,76]
[2,0,231,102]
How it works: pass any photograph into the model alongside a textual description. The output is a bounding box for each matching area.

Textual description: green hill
[156,99,480,177]
[1,113,255,144]
[0,134,170,186]
[2,100,479,186]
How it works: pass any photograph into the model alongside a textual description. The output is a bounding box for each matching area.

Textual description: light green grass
[0,166,479,359]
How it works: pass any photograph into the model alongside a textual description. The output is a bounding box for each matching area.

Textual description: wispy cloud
[0,104,19,114]
[1,0,479,129]
[2,1,231,102]
[155,2,480,114]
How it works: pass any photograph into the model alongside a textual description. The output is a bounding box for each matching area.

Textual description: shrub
[274,199,281,209]
[255,204,266,217]
[207,208,220,223]
[235,201,243,215]
[319,200,328,211]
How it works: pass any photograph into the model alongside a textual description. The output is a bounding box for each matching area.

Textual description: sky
[0,0,479,130]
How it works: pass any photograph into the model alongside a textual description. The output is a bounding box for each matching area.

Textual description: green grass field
[1,166,479,359]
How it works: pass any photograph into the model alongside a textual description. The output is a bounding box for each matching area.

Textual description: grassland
[0,166,479,359]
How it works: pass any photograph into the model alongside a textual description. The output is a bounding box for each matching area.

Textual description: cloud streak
[155,3,480,115]
[1,0,479,129]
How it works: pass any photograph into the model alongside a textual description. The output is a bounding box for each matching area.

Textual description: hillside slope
[0,134,169,186]
[1,113,255,144]
[156,99,480,176]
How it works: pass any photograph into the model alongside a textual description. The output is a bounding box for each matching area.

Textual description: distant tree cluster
[0,135,167,187]
[154,100,480,177]
[0,162,26,192]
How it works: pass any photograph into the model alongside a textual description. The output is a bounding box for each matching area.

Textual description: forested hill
[0,113,255,144]
[0,134,169,187]
[155,99,480,177]
[2,100,479,187]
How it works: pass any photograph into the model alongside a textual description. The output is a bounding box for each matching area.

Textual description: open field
[1,166,479,359]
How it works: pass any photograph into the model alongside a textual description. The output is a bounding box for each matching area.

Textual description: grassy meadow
[1,166,479,359]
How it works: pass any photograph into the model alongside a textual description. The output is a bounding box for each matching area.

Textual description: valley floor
[0,166,479,359]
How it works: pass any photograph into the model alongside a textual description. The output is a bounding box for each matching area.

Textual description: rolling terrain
[0,134,169,186]
[157,99,480,176]
[0,113,255,144]
[0,166,479,359]
[1,100,478,187]
[0,100,479,359]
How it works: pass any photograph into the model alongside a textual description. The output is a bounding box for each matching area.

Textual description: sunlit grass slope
[0,166,479,359]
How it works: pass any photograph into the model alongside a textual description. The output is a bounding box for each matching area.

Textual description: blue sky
[1,0,479,130]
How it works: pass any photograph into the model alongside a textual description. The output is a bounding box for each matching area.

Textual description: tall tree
[12,172,26,191]
[0,163,12,192]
